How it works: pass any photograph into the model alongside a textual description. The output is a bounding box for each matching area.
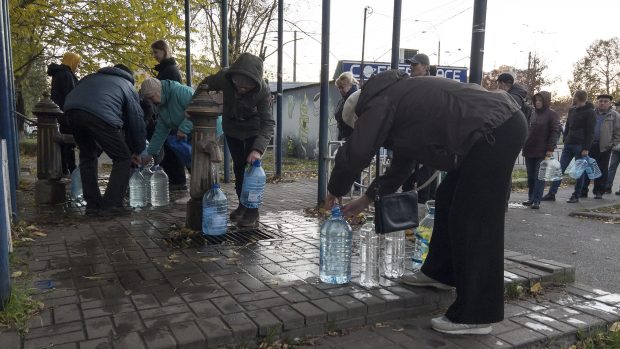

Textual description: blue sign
[338,60,468,83]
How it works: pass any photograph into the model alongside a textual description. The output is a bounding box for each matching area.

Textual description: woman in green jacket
[139,78,194,166]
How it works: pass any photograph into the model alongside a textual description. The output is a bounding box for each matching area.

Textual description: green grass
[0,282,45,334]
[573,325,620,349]
[19,139,37,157]
[261,151,317,174]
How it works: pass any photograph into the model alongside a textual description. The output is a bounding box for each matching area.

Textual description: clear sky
[262,0,620,97]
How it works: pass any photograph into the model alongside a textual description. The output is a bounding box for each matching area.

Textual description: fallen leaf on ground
[392,327,404,332]
[11,271,23,278]
[32,231,47,237]
[530,282,542,295]
[610,321,620,332]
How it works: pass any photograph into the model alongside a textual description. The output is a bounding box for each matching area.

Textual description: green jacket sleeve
[251,95,275,154]
[147,120,170,156]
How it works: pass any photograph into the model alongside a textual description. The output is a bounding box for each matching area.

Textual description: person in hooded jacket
[326,70,527,335]
[151,39,188,190]
[138,78,193,165]
[521,91,561,209]
[542,90,596,203]
[196,53,274,228]
[64,64,146,216]
[47,52,80,176]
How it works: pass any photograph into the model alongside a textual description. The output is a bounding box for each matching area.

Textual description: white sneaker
[431,315,493,335]
[399,272,454,290]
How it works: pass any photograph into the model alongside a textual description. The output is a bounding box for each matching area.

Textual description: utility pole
[276,0,283,177]
[184,0,192,86]
[318,0,330,204]
[360,6,369,86]
[437,40,441,66]
[293,31,297,82]
[468,0,487,84]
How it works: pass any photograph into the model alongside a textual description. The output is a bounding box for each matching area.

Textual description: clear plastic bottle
[413,201,435,270]
[69,167,84,205]
[382,230,406,278]
[129,168,146,208]
[202,183,228,236]
[150,165,169,207]
[141,164,154,205]
[240,160,266,209]
[319,206,353,284]
[359,216,379,288]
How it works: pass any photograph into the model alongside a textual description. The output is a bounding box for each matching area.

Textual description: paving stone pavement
[1,178,618,348]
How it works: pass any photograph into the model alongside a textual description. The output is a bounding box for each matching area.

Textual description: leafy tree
[516,53,555,99]
[568,37,620,100]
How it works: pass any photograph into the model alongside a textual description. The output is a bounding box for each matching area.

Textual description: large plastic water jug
[202,183,228,236]
[141,166,154,205]
[240,160,266,209]
[585,156,602,180]
[382,230,406,278]
[537,157,562,181]
[150,165,169,207]
[319,206,353,284]
[412,201,435,270]
[129,168,147,208]
[359,216,379,288]
[568,158,589,179]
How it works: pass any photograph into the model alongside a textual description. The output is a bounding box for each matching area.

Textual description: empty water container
[69,167,84,205]
[568,158,589,179]
[240,160,266,209]
[413,201,435,270]
[202,183,228,236]
[150,165,169,207]
[319,206,353,284]
[359,216,379,288]
[382,230,406,278]
[141,165,154,205]
[537,157,563,181]
[129,168,147,208]
[585,156,602,180]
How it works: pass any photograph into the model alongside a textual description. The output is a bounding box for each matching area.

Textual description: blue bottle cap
[428,207,435,215]
[212,183,220,189]
[253,159,262,167]
[331,206,342,217]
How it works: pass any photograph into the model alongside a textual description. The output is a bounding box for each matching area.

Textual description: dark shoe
[85,208,100,217]
[541,193,556,201]
[169,184,188,191]
[522,200,532,206]
[567,195,579,203]
[237,208,259,228]
[531,203,540,209]
[594,194,603,199]
[431,316,492,335]
[616,190,620,195]
[229,204,247,222]
[605,188,612,194]
[580,191,588,198]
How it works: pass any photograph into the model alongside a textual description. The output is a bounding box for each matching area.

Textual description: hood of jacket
[225,53,265,88]
[533,91,551,112]
[509,84,527,99]
[355,70,408,116]
[47,63,72,77]
[155,58,178,72]
[97,67,135,85]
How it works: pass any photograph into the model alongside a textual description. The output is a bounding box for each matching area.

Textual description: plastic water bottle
[202,183,228,236]
[129,168,146,208]
[359,216,379,288]
[240,160,266,209]
[141,165,154,205]
[69,168,84,205]
[319,206,353,284]
[538,157,562,181]
[413,201,435,270]
[382,230,406,278]
[150,165,169,207]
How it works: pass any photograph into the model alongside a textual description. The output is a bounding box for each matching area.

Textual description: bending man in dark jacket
[197,53,274,228]
[64,64,146,216]
[542,90,596,203]
[326,71,527,334]
[47,52,80,176]
[521,91,561,209]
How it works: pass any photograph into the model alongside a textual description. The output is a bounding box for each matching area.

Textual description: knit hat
[61,52,81,73]
[597,94,613,100]
[342,89,361,129]
[497,73,515,85]
[140,78,162,98]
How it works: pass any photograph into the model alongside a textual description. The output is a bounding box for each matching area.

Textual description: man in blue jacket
[64,64,146,216]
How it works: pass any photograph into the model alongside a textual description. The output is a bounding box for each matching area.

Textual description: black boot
[237,208,259,229]
[229,204,247,222]
[567,195,579,203]
[541,193,555,201]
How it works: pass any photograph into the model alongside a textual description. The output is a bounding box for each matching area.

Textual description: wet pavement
[0,178,618,348]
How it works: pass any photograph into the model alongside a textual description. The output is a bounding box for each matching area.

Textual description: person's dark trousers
[606,150,620,191]
[67,110,132,209]
[548,144,586,196]
[226,135,258,199]
[60,142,77,175]
[421,112,527,324]
[160,140,187,186]
[524,157,545,203]
[582,143,611,196]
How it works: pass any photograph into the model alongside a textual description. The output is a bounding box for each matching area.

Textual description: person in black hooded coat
[47,52,81,176]
[150,39,187,190]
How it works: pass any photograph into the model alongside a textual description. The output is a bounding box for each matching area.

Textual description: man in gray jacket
[606,101,620,194]
[64,64,146,216]
[582,94,620,199]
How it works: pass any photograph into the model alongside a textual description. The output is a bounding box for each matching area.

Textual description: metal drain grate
[163,226,282,248]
